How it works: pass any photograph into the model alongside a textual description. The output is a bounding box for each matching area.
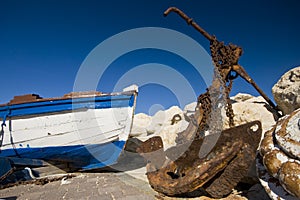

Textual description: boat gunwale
[0,90,138,120]
[0,90,137,107]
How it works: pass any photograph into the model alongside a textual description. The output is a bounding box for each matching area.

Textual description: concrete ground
[0,171,157,200]
[0,150,159,200]
[0,144,269,200]
[0,170,255,200]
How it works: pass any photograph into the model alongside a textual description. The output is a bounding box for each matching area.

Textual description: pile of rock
[258,66,300,200]
[131,93,277,150]
[258,108,300,199]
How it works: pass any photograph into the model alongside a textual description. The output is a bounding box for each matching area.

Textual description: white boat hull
[0,87,137,170]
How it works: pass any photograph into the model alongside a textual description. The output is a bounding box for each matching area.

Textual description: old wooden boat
[0,85,138,175]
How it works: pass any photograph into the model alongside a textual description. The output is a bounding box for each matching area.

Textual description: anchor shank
[164,7,214,42]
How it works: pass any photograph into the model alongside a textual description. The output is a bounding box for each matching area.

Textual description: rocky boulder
[224,93,277,134]
[272,66,300,115]
[130,113,152,137]
[131,106,189,150]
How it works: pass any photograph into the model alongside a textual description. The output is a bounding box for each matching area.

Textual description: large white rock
[272,66,300,115]
[132,106,188,149]
[224,93,277,134]
[146,106,189,149]
[146,106,186,135]
[130,113,152,137]
[183,102,197,118]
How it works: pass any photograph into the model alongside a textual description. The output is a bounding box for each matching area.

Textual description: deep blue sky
[1,0,300,114]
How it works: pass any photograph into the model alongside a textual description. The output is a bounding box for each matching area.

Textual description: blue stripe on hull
[0,93,135,120]
[0,141,126,170]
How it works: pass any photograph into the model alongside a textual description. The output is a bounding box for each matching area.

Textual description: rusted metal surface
[141,121,262,197]
[137,136,166,171]
[204,142,257,198]
[164,7,214,41]
[138,7,278,198]
[9,94,43,105]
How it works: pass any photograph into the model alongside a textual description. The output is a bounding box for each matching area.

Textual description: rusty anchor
[139,121,262,198]
[137,7,280,198]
